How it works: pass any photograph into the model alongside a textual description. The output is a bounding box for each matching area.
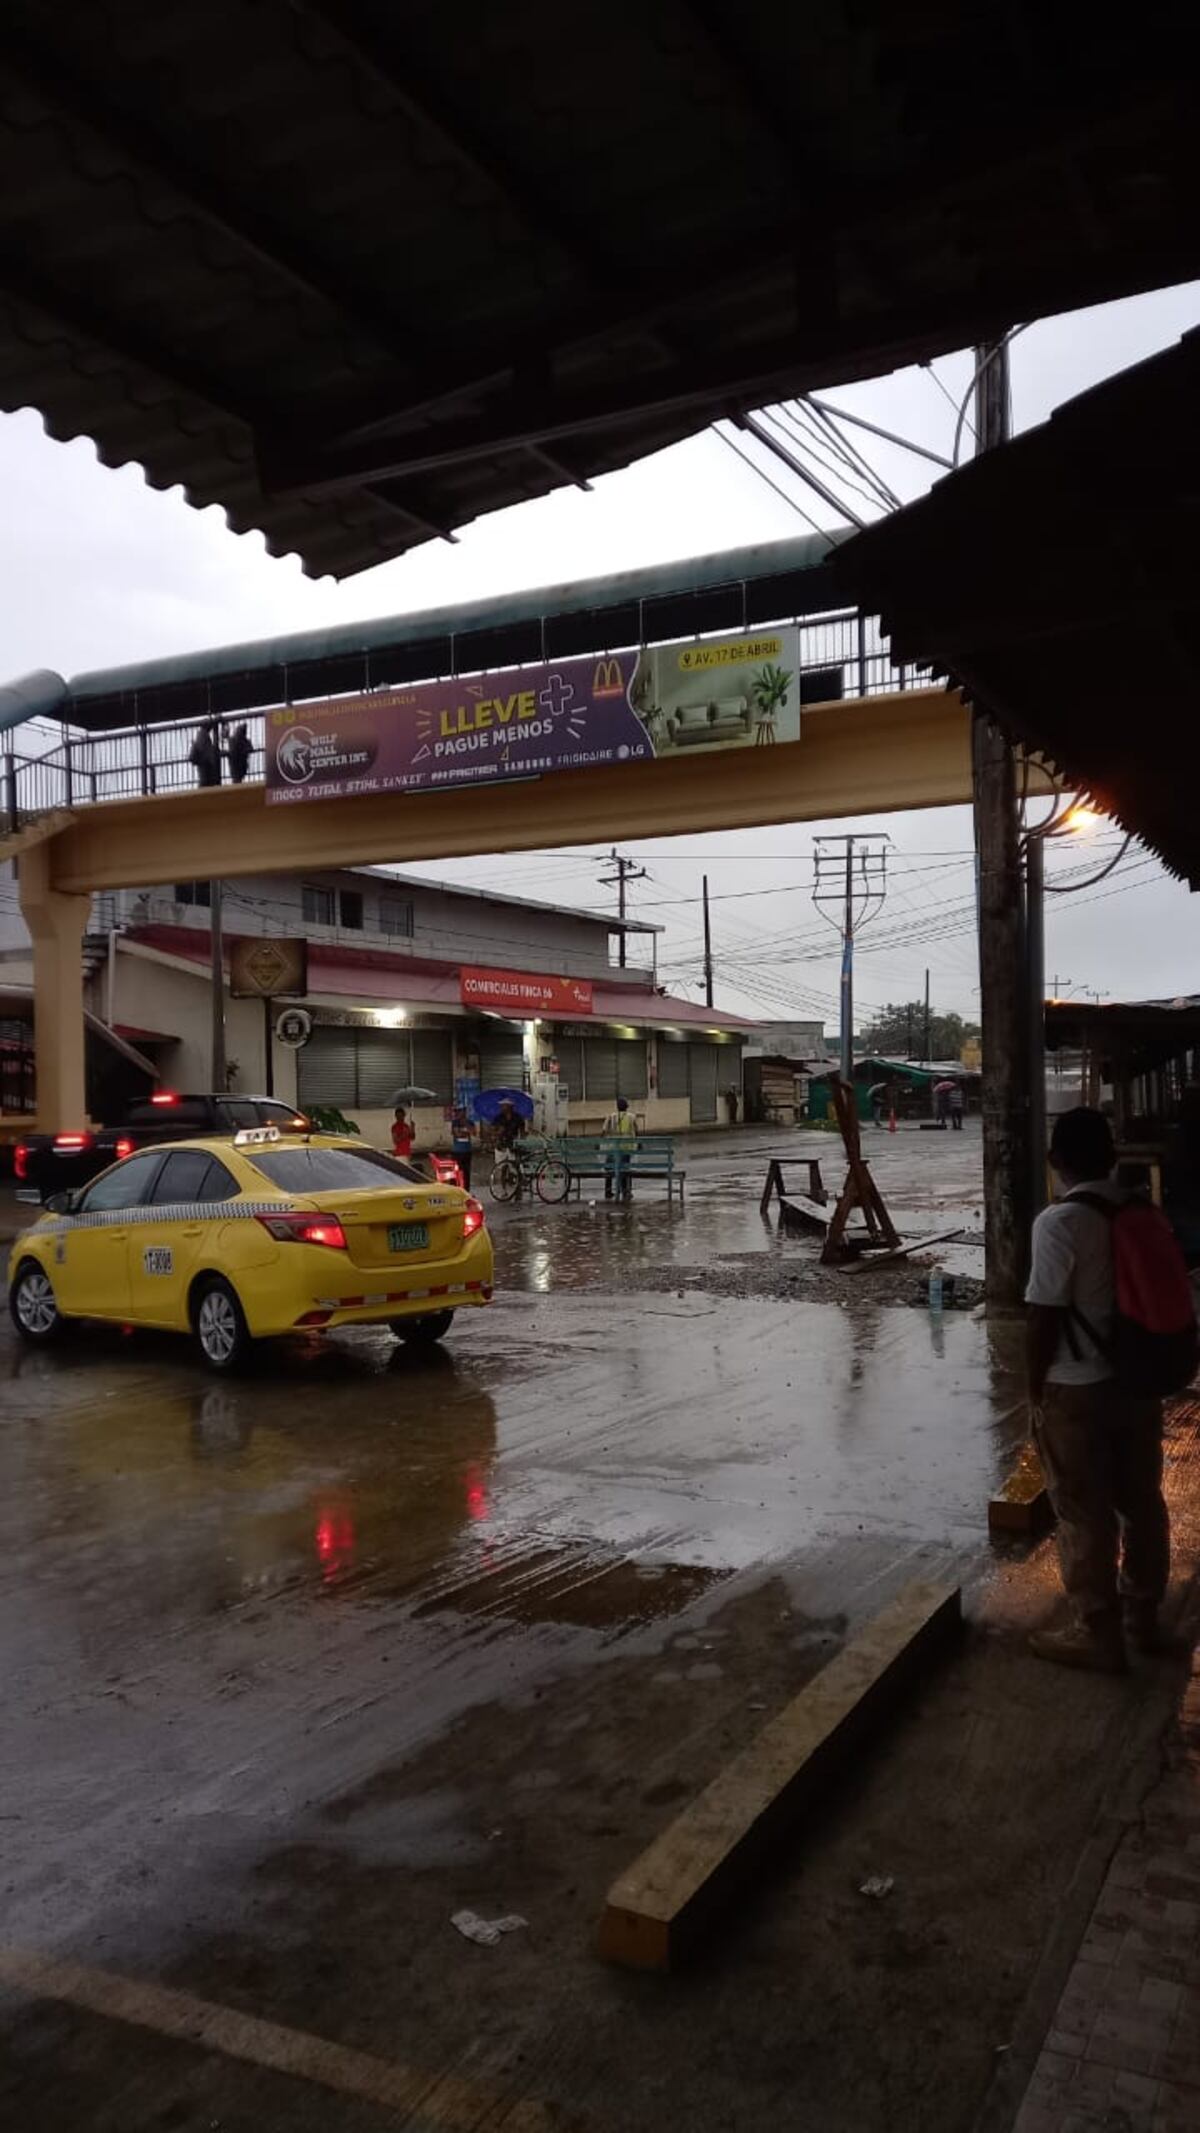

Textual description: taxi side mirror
[44,1191,73,1215]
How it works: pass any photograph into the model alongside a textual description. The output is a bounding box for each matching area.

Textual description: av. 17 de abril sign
[264,629,801,805]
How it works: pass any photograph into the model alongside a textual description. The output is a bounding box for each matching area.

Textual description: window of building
[174,881,211,907]
[302,884,336,927]
[339,889,364,930]
[379,894,414,938]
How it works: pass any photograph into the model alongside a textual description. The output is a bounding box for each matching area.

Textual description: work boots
[1028,1617,1128,1675]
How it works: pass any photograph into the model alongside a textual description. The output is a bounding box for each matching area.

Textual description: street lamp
[1022,796,1131,1215]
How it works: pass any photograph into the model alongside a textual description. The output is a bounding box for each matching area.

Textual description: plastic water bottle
[928,1268,944,1312]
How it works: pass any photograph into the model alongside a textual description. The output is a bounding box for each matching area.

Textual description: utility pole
[210,878,226,1092]
[599,848,647,970]
[1027,836,1046,1218]
[1048,973,1074,1001]
[924,968,931,1063]
[971,335,1029,1305]
[702,874,714,1009]
[813,835,888,1081]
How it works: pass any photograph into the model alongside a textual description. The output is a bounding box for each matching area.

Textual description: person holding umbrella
[495,1098,525,1153]
[391,1105,415,1160]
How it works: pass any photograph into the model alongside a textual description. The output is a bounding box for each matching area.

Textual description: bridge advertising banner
[263,628,801,803]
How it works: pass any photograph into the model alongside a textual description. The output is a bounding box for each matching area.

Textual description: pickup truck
[14,1092,309,1202]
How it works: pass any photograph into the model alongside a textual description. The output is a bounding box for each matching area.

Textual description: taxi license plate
[388,1223,429,1252]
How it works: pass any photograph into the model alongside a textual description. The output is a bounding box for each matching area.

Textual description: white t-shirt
[1025,1177,1124,1384]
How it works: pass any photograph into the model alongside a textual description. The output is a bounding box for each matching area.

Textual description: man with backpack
[1025,1107,1197,1673]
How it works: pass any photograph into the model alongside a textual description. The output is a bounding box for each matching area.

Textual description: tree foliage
[860,1000,980,1061]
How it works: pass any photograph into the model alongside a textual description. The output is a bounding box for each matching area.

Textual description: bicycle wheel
[536,1156,570,1204]
[489,1157,519,1203]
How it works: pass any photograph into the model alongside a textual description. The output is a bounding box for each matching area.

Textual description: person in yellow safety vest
[603,1096,638,1201]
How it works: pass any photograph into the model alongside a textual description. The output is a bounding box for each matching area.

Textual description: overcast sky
[2,279,1197,1033]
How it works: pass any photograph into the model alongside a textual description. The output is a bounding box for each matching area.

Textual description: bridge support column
[18,841,90,1131]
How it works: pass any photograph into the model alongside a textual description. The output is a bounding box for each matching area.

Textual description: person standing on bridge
[227,722,252,784]
[189,719,222,788]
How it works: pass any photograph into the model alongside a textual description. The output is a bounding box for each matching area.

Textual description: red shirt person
[391,1106,415,1160]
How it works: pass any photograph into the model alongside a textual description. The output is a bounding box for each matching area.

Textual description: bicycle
[488,1138,570,1205]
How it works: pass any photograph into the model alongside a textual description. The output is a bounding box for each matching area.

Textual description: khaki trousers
[1033,1380,1169,1626]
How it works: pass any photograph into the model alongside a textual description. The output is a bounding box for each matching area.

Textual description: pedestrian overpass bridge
[0,536,1052,1130]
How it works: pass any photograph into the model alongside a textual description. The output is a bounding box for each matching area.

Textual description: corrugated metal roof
[61,532,840,728]
[0,3,1194,578]
[835,331,1200,887]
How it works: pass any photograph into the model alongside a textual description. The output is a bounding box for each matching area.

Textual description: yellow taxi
[7,1129,493,1372]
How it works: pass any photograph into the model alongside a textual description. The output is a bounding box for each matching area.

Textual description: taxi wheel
[392,1309,455,1348]
[193,1276,252,1373]
[9,1260,64,1345]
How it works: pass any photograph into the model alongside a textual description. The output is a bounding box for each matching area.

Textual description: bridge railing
[2,611,927,833]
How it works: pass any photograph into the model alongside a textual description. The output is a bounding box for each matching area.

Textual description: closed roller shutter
[616,1039,648,1101]
[657,1039,689,1100]
[298,1027,356,1107]
[357,1030,413,1106]
[479,1030,524,1087]
[584,1040,618,1101]
[553,1035,584,1100]
[411,1029,453,1101]
[688,1041,719,1122]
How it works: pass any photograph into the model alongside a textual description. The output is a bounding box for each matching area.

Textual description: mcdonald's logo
[592,658,625,698]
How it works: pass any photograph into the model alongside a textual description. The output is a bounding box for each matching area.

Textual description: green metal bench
[544,1134,684,1202]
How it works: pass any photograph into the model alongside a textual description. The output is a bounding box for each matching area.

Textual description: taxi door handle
[181,1224,204,1236]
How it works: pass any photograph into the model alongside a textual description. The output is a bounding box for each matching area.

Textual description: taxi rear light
[115,1137,135,1160]
[150,1091,178,1106]
[14,1143,27,1181]
[54,1132,93,1151]
[257,1211,348,1250]
[462,1196,486,1239]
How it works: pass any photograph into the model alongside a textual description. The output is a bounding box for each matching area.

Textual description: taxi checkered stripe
[36,1200,298,1236]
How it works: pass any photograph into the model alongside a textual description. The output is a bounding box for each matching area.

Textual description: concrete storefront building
[0,863,752,1141]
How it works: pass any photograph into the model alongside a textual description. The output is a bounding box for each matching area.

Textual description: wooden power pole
[702,874,714,1008]
[972,338,1029,1305]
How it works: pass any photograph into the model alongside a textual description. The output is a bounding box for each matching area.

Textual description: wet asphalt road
[1,1127,1016,1960]
[4,1126,1198,2130]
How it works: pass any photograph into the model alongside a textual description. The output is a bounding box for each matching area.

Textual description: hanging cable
[791,398,903,511]
[1044,833,1134,893]
[712,424,831,535]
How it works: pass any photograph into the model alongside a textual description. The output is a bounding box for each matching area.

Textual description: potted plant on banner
[750,663,792,746]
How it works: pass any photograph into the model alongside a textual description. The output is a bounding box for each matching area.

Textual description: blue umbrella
[473,1086,534,1123]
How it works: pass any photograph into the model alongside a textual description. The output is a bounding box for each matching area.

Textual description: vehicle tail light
[14,1143,27,1181]
[150,1091,178,1106]
[115,1137,134,1160]
[462,1196,485,1239]
[256,1211,348,1250]
[53,1132,93,1151]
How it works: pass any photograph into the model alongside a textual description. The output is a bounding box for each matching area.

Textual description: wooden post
[972,336,1030,1305]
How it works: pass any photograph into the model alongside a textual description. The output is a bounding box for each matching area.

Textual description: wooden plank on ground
[777,1195,829,1236]
[595,1578,962,1972]
[988,1441,1054,1535]
[840,1225,964,1272]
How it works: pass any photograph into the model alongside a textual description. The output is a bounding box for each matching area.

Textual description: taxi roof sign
[233,1125,283,1147]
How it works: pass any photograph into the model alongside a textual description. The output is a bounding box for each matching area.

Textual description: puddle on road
[411,1543,726,1632]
